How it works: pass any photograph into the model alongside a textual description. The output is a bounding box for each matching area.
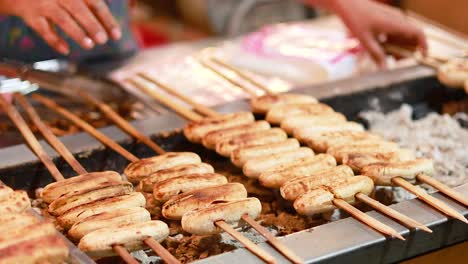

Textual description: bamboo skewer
[355,193,432,233]
[416,174,468,207]
[333,199,405,240]
[13,93,88,175]
[130,77,408,241]
[72,87,304,264]
[112,245,139,264]
[138,73,221,118]
[199,58,468,222]
[33,94,276,264]
[31,94,140,163]
[209,57,274,95]
[75,89,166,155]
[392,178,468,224]
[240,214,305,264]
[0,96,139,264]
[215,220,276,264]
[0,96,64,182]
[126,78,203,122]
[197,59,259,98]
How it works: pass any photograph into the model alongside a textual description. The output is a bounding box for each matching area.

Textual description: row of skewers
[1,92,304,263]
[125,58,467,235]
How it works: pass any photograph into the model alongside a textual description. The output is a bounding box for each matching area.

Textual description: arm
[302,0,427,68]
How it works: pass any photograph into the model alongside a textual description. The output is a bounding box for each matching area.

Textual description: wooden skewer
[132,81,411,241]
[31,94,140,163]
[75,89,166,155]
[0,96,65,181]
[0,96,141,264]
[19,95,181,264]
[113,245,139,264]
[355,193,432,233]
[392,177,467,223]
[143,238,181,264]
[332,198,405,240]
[138,72,221,118]
[197,58,259,98]
[33,93,273,264]
[208,57,468,223]
[241,214,304,264]
[416,173,468,207]
[215,220,277,264]
[13,93,88,175]
[126,77,204,122]
[209,57,274,95]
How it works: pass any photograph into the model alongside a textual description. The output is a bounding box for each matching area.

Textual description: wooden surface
[402,241,467,264]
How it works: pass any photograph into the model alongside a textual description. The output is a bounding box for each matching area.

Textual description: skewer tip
[458,216,468,224]
[394,233,406,241]
[418,225,433,234]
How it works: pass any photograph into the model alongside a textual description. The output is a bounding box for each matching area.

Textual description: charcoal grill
[0,65,466,263]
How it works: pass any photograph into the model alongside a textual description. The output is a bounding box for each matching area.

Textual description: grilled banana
[231,138,300,167]
[124,152,202,183]
[0,222,57,249]
[162,183,247,220]
[181,198,261,235]
[0,213,40,234]
[293,188,336,215]
[0,184,13,199]
[0,235,68,264]
[326,141,400,162]
[57,192,146,229]
[41,171,122,204]
[140,163,214,192]
[69,207,151,241]
[259,154,337,188]
[184,112,255,143]
[303,131,383,153]
[280,112,347,134]
[48,181,133,216]
[293,122,365,142]
[0,191,30,214]
[361,158,434,186]
[280,165,354,201]
[202,121,271,149]
[78,220,169,258]
[215,128,288,157]
[266,103,334,124]
[243,147,314,178]
[294,176,374,215]
[251,93,318,114]
[153,173,228,202]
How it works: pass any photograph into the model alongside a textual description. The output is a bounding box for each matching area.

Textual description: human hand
[6,0,122,55]
[331,0,427,68]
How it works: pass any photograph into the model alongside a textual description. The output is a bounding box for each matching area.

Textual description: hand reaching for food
[0,0,122,55]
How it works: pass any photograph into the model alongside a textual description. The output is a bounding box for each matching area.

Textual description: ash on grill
[360,104,468,202]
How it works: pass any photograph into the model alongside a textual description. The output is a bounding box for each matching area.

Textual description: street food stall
[0,6,466,264]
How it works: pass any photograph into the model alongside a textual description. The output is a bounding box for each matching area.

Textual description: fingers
[359,32,387,69]
[47,5,95,50]
[59,0,108,45]
[378,13,428,56]
[87,0,122,40]
[25,17,70,55]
